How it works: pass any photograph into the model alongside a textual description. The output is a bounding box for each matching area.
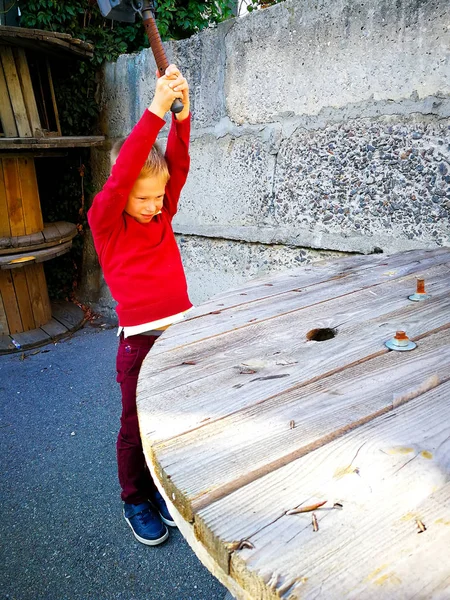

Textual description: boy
[87,65,192,546]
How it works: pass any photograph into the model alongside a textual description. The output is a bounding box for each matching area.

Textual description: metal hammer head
[97,0,138,23]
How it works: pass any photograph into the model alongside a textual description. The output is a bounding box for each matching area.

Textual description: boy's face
[125,174,167,223]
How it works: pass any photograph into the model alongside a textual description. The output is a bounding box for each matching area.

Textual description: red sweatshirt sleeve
[88,110,166,237]
[163,113,191,218]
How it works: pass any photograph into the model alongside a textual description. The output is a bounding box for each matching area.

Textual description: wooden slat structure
[0,156,43,236]
[0,301,85,353]
[0,221,76,254]
[0,26,94,59]
[137,247,450,600]
[0,137,104,149]
[0,29,102,349]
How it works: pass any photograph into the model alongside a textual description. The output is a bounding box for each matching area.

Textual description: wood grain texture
[12,48,42,136]
[0,159,11,238]
[2,158,25,237]
[0,136,104,149]
[46,59,61,136]
[17,157,43,234]
[11,268,35,331]
[196,382,450,597]
[51,301,84,330]
[139,262,450,445]
[0,59,17,137]
[0,231,44,251]
[40,317,68,337]
[0,268,22,333]
[0,222,76,255]
[150,330,450,522]
[0,240,72,269]
[137,249,450,600]
[0,26,94,59]
[25,263,51,327]
[153,248,450,355]
[12,326,50,348]
[0,46,32,137]
[0,290,9,334]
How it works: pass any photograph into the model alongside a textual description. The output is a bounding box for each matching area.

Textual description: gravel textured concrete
[0,324,227,600]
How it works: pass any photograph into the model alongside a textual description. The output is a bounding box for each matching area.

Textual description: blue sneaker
[152,491,177,527]
[123,502,168,545]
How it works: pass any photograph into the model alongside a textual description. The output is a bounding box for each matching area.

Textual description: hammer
[97,0,184,114]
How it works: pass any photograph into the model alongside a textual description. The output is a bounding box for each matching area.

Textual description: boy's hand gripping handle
[141,2,184,114]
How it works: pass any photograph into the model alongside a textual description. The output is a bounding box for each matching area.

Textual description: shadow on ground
[0,324,227,600]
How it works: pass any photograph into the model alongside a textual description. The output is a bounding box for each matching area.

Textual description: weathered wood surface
[0,26,94,59]
[137,248,450,600]
[0,221,77,254]
[0,302,85,355]
[0,45,32,138]
[0,58,18,137]
[0,156,43,237]
[12,48,42,137]
[0,240,72,269]
[0,136,105,149]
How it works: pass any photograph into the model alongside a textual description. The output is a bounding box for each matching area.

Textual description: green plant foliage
[154,1,234,39]
[18,0,235,299]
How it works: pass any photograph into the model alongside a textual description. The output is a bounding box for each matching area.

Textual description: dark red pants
[116,332,159,505]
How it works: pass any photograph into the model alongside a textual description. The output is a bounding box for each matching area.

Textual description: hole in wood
[306,328,337,342]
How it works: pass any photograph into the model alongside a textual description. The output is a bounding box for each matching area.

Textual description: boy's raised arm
[163,113,191,218]
[88,111,165,237]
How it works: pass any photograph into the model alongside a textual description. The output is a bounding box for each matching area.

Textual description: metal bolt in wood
[385,330,417,351]
[409,278,430,302]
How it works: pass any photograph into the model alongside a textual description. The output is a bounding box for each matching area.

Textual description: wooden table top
[137,247,450,600]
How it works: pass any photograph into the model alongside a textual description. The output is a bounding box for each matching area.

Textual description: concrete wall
[80,0,450,319]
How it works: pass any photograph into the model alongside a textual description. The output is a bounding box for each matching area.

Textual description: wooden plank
[46,59,61,136]
[0,231,44,252]
[0,223,76,255]
[41,222,62,243]
[0,136,105,149]
[52,221,77,240]
[138,265,450,442]
[0,240,72,269]
[0,268,22,333]
[0,28,94,59]
[51,301,84,330]
[35,242,72,263]
[25,262,51,327]
[336,486,450,600]
[11,268,35,331]
[0,46,32,137]
[0,288,9,334]
[194,247,449,310]
[17,157,43,234]
[12,326,50,349]
[0,27,73,41]
[12,48,42,136]
[192,381,450,594]
[149,330,450,522]
[40,317,68,337]
[0,59,17,136]
[154,248,450,355]
[2,157,25,237]
[0,159,11,237]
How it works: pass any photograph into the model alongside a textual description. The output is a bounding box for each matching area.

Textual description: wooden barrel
[0,262,51,335]
[0,156,43,237]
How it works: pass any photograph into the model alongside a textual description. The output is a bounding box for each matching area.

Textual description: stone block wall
[80,0,450,319]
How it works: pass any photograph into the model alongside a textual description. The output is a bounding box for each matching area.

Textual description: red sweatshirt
[87,110,192,327]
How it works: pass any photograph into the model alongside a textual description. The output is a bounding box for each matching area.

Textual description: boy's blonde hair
[110,139,170,182]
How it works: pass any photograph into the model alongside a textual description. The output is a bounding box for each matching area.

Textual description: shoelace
[136,506,156,526]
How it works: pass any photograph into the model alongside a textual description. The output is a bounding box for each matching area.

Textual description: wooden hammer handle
[142,12,184,114]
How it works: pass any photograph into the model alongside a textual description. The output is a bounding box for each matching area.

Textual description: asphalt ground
[0,323,228,600]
